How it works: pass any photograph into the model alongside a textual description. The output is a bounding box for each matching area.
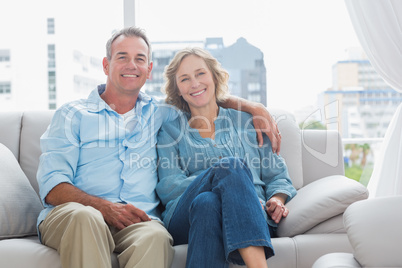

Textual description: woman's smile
[190,89,206,97]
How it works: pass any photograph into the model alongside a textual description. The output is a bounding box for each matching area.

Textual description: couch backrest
[270,109,304,190]
[0,111,23,160]
[0,109,344,196]
[19,111,55,194]
[301,129,345,186]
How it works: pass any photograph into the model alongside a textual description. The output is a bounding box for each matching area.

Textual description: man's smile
[122,74,139,78]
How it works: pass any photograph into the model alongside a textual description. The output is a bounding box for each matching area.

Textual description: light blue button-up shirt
[37,84,176,229]
[156,107,297,228]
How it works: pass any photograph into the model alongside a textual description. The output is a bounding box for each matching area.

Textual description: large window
[0,82,11,94]
[0,50,10,62]
[47,18,55,35]
[1,0,399,186]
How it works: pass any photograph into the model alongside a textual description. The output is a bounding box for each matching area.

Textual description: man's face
[103,35,153,96]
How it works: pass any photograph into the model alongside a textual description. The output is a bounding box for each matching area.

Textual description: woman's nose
[191,79,200,89]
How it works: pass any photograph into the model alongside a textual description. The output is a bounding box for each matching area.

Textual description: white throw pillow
[277,175,369,237]
[0,143,43,240]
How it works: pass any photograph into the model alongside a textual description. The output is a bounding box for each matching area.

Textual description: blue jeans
[168,157,274,268]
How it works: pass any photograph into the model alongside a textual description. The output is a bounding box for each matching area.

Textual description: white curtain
[345,0,402,197]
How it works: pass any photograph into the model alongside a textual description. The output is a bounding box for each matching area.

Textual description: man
[37,27,281,268]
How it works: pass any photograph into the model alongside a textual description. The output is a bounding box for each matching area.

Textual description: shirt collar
[86,84,153,114]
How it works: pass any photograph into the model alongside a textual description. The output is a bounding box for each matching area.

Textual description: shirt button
[214,144,217,147]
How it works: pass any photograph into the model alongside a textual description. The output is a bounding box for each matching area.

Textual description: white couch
[0,109,369,268]
[313,196,402,268]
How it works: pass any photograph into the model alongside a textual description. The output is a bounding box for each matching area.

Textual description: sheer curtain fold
[345,0,402,197]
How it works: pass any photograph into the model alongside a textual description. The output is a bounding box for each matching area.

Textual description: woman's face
[175,55,216,111]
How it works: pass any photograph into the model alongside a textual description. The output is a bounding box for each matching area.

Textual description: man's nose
[127,59,137,69]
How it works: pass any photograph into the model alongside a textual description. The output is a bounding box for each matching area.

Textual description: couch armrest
[312,253,362,268]
[301,130,345,186]
[277,175,368,237]
[344,196,402,267]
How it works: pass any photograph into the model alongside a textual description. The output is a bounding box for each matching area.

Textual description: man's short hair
[106,27,152,62]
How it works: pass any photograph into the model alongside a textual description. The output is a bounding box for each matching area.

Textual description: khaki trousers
[39,202,174,268]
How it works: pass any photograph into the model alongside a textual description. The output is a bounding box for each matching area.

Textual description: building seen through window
[144,37,267,105]
[319,47,402,139]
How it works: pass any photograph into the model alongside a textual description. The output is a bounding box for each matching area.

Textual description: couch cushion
[301,130,345,186]
[312,252,361,268]
[304,214,345,234]
[0,236,61,268]
[0,111,22,160]
[344,196,402,267]
[19,111,55,194]
[0,143,43,240]
[270,109,303,190]
[277,175,368,237]
[0,236,120,268]
[294,234,353,268]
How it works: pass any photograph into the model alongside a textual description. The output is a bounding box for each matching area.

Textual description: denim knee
[189,192,221,222]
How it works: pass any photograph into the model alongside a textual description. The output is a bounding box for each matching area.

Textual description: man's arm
[46,183,151,230]
[38,107,150,230]
[220,95,281,153]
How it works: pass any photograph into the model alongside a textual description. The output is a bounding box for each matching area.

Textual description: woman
[156,47,297,268]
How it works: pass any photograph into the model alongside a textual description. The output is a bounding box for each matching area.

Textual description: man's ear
[147,61,153,79]
[102,57,109,75]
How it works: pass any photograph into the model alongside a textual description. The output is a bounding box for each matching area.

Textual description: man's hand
[100,203,151,230]
[45,183,151,230]
[251,103,281,154]
[265,194,288,224]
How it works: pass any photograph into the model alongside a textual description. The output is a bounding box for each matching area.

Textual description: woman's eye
[181,78,189,82]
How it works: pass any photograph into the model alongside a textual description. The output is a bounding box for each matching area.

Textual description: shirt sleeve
[37,105,81,206]
[156,121,201,208]
[157,102,180,124]
[232,108,297,204]
[258,134,297,204]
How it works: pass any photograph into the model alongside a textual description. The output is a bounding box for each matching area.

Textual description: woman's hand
[265,194,288,224]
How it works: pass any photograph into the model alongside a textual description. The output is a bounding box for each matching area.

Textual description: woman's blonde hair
[164,47,229,113]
